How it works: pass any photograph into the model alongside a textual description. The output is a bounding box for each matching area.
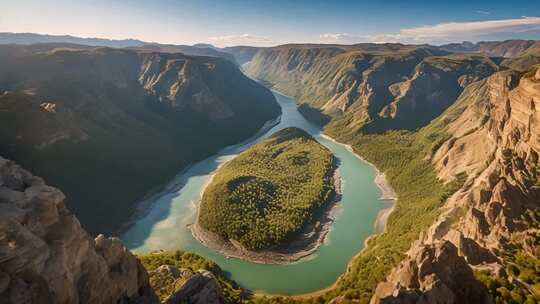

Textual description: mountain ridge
[0,44,281,234]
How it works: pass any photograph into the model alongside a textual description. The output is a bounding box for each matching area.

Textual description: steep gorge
[247,45,499,132]
[0,45,280,235]
[248,43,540,303]
[1,40,539,304]
[371,65,540,304]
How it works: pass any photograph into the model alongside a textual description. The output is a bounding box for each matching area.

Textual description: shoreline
[319,134,396,237]
[118,115,282,236]
[190,165,343,265]
[319,134,396,201]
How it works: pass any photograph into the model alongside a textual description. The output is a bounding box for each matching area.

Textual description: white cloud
[207,34,275,47]
[319,33,361,42]
[319,32,406,44]
[475,10,491,15]
[399,16,540,41]
[319,16,540,45]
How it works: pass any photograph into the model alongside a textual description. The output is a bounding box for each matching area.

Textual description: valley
[0,44,280,235]
[0,29,539,304]
[121,91,394,295]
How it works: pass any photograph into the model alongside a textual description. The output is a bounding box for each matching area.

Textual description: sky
[1,0,540,47]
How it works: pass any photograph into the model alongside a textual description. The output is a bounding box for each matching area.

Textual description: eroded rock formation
[370,241,492,304]
[0,156,157,303]
[370,66,540,303]
[162,268,225,304]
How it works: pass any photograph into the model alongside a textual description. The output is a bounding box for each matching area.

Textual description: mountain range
[0,33,539,304]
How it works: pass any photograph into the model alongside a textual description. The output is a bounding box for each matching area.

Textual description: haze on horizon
[2,0,540,47]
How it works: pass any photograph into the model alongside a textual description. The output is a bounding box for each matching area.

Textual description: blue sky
[2,0,540,46]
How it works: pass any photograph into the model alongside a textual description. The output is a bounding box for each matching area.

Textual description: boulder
[163,270,225,304]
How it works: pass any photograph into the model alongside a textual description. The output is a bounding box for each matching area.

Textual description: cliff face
[0,156,229,304]
[0,45,280,234]
[0,156,156,303]
[247,45,498,132]
[370,66,540,303]
[370,241,492,304]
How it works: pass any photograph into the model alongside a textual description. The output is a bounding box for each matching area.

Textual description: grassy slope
[199,127,335,250]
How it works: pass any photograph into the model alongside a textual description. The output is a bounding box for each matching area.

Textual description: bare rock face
[163,270,225,304]
[0,156,157,304]
[138,53,234,121]
[370,241,492,304]
[429,66,540,254]
[371,66,540,303]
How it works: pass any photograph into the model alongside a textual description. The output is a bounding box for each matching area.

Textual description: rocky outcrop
[0,156,157,303]
[370,66,540,303]
[162,269,225,304]
[370,241,492,304]
[429,66,540,253]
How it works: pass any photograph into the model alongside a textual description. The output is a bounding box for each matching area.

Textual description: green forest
[198,127,336,250]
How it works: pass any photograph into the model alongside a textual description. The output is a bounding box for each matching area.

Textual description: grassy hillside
[199,127,335,250]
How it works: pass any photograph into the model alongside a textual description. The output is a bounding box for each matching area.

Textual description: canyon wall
[0,45,280,234]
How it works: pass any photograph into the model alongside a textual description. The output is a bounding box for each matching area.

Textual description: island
[191,127,341,264]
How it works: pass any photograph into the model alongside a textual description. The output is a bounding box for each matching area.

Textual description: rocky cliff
[0,45,280,234]
[0,156,231,304]
[370,65,540,303]
[0,156,156,303]
[247,45,498,132]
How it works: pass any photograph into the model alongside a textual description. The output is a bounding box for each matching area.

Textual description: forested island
[193,127,341,263]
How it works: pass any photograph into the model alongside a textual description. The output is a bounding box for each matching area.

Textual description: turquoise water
[121,92,392,295]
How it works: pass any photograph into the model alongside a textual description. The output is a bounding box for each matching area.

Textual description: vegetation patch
[198,127,336,250]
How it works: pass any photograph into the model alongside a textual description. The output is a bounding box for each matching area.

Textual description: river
[121,91,393,295]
